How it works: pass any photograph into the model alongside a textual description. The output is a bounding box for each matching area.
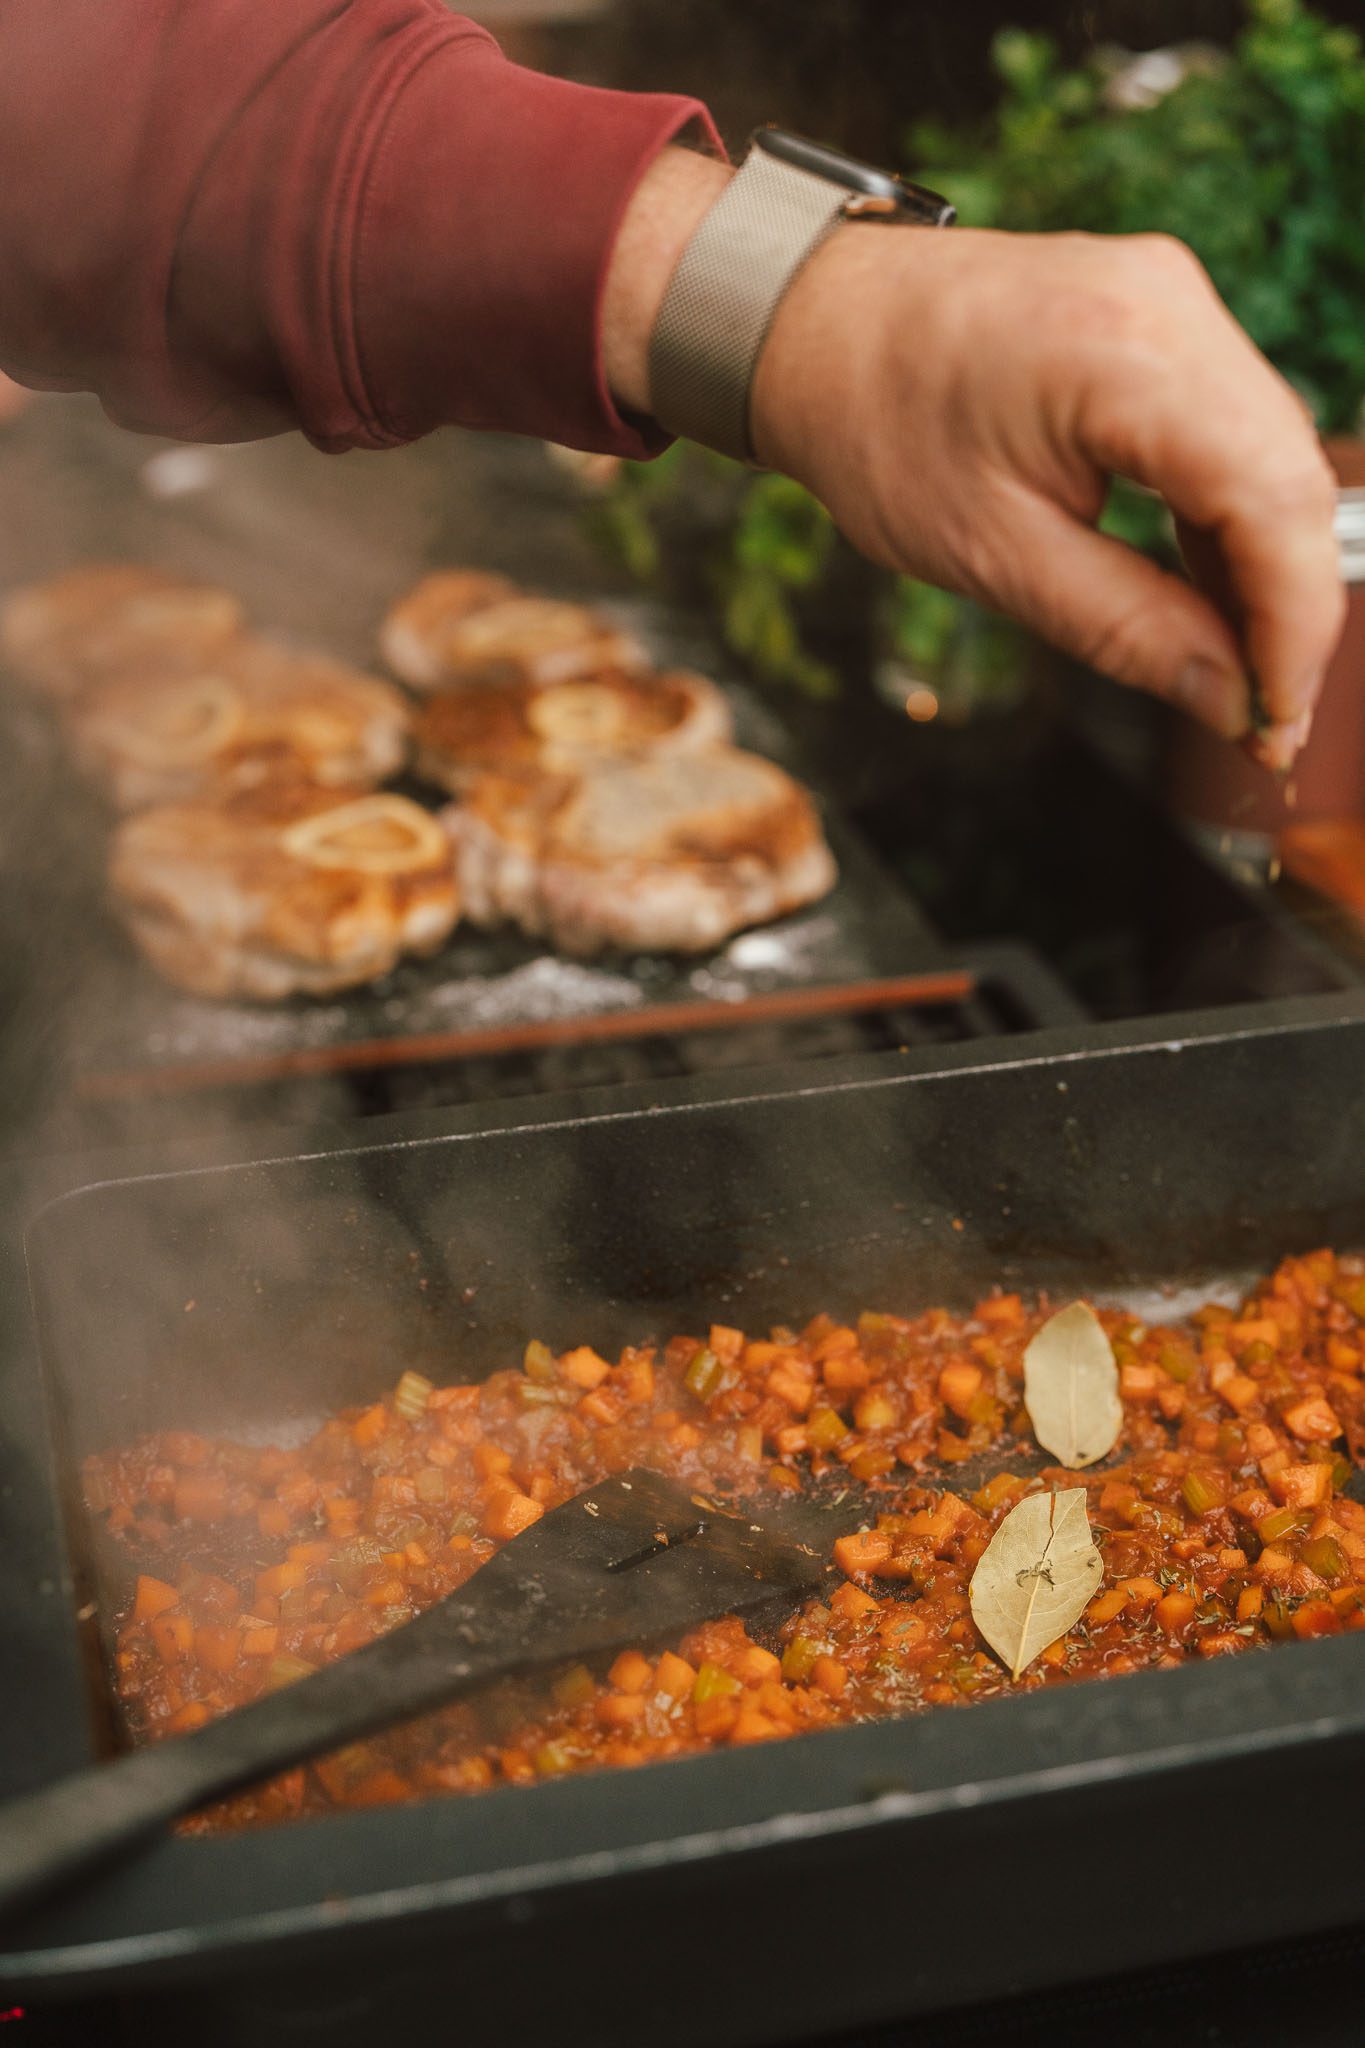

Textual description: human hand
[750,223,1344,768]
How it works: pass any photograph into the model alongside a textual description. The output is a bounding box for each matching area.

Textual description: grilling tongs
[0,1470,826,1920]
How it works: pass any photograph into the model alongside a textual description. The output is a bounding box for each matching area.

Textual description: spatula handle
[0,1582,523,1920]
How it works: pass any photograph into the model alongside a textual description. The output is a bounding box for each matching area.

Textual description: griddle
[5,994,1365,2044]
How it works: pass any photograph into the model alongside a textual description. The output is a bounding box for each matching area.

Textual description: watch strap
[648,144,854,463]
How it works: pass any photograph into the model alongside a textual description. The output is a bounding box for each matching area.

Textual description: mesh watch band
[648,144,854,464]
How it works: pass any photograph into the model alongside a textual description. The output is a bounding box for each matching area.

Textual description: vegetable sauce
[85,1247,1365,1830]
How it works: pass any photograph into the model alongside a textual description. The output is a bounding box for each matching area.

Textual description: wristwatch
[649,127,954,464]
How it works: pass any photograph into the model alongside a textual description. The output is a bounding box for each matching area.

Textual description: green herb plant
[592,0,1365,703]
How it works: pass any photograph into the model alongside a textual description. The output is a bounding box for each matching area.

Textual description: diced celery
[263,1652,316,1691]
[692,1660,742,1703]
[1300,1535,1348,1583]
[780,1635,821,1683]
[807,1408,848,1454]
[1259,1506,1308,1544]
[685,1347,724,1403]
[552,1663,596,1711]
[1181,1471,1221,1516]
[516,1381,571,1408]
[523,1340,557,1384]
[535,1742,574,1776]
[393,1370,433,1422]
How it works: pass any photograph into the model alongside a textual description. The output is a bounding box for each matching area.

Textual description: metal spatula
[0,1469,826,1921]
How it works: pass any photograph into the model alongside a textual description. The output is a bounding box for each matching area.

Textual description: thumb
[993,498,1252,737]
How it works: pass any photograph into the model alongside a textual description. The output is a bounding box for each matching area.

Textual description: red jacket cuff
[356,45,721,457]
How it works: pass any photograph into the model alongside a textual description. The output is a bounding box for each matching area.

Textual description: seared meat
[1,564,245,700]
[380,570,646,692]
[68,639,411,810]
[446,746,837,955]
[413,668,732,793]
[111,784,459,999]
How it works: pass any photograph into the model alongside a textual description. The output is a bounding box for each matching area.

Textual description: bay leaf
[968,1487,1103,1680]
[1022,1300,1122,1469]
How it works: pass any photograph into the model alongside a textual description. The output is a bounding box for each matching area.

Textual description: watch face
[754,126,955,227]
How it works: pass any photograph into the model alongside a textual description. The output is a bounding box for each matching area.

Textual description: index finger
[1084,257,1346,743]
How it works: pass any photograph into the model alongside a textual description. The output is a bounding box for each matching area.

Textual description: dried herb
[969,1488,1103,1679]
[1022,1301,1122,1469]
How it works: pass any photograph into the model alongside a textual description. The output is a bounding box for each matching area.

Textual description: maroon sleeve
[0,0,719,456]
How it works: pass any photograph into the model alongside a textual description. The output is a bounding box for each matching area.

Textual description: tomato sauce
[83,1247,1365,1830]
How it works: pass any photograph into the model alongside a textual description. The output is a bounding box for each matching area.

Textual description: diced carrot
[1120,1362,1161,1398]
[692,1695,740,1741]
[834,1530,893,1580]
[729,1708,780,1745]
[1269,1463,1333,1509]
[609,1650,654,1695]
[938,1363,983,1419]
[811,1655,849,1699]
[482,1492,544,1542]
[149,1611,194,1663]
[241,1624,279,1657]
[1327,1338,1360,1373]
[1281,1397,1342,1444]
[1087,1587,1128,1626]
[1255,1546,1295,1583]
[1121,1576,1164,1608]
[830,1581,879,1621]
[165,1701,212,1734]
[1244,1422,1279,1459]
[347,1768,411,1808]
[194,1624,243,1674]
[560,1346,611,1390]
[709,1325,745,1365]
[286,1541,332,1567]
[257,1500,293,1540]
[742,1341,781,1372]
[654,1651,697,1699]
[133,1575,180,1622]
[172,1472,228,1523]
[472,1442,513,1481]
[578,1388,624,1427]
[853,1387,898,1432]
[1216,1374,1260,1414]
[767,1365,814,1414]
[1236,1585,1263,1622]
[597,1692,646,1729]
[1154,1591,1196,1634]
[736,1643,782,1684]
[362,1578,406,1607]
[978,1294,1024,1327]
[822,1353,871,1391]
[255,1561,309,1601]
[1230,1318,1281,1350]
[350,1403,389,1449]
[1292,1600,1341,1639]
[773,1424,809,1458]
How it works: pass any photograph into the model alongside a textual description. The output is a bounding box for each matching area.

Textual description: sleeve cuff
[355,41,723,457]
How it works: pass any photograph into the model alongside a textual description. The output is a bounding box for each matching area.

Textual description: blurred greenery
[592,0,1365,703]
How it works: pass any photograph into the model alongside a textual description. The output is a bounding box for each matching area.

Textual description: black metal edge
[15,987,1365,1225]
[5,1625,1365,1996]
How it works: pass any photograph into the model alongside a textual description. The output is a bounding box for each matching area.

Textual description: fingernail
[1251,708,1314,773]
[1172,656,1248,739]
